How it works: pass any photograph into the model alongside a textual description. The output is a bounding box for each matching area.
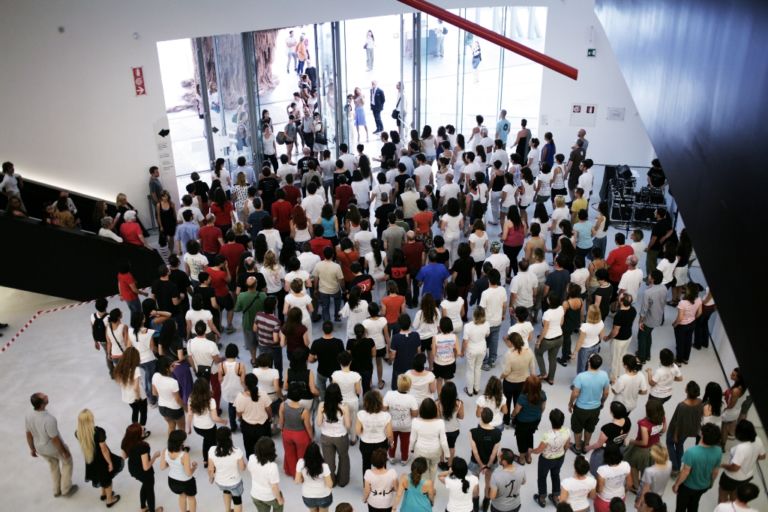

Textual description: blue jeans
[127,299,142,316]
[316,373,330,401]
[666,433,687,471]
[140,360,157,405]
[483,325,501,365]
[318,292,343,322]
[577,344,600,373]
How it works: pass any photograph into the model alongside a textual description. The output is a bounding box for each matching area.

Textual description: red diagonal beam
[398,0,578,80]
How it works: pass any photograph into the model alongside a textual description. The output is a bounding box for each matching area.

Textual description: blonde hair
[650,444,669,464]
[473,306,486,323]
[233,222,245,236]
[115,193,127,207]
[76,409,96,464]
[554,195,566,208]
[397,374,412,393]
[263,250,278,270]
[236,172,246,186]
[586,304,601,324]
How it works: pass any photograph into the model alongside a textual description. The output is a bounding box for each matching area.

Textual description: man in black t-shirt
[379,131,397,162]
[646,208,677,274]
[236,257,267,295]
[151,265,180,316]
[647,158,666,189]
[309,321,345,399]
[543,256,571,307]
[566,139,586,200]
[257,166,279,212]
[375,193,397,239]
[296,147,319,177]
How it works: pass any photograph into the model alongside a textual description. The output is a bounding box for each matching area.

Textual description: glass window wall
[157,7,547,181]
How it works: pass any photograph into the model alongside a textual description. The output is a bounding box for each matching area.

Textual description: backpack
[92,313,107,343]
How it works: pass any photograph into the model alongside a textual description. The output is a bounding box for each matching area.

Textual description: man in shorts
[568,353,610,455]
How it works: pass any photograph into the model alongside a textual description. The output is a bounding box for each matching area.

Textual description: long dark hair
[323,383,343,423]
[439,381,458,421]
[129,311,143,341]
[410,457,428,486]
[508,206,522,230]
[371,238,383,267]
[302,442,325,479]
[214,427,234,457]
[189,378,213,415]
[703,382,723,416]
[347,287,362,311]
[451,457,471,493]
[420,293,437,324]
[245,373,260,402]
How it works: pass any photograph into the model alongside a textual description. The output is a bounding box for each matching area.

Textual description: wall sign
[132,67,146,96]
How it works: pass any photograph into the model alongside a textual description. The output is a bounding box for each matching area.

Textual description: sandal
[378,380,386,390]
[106,495,121,508]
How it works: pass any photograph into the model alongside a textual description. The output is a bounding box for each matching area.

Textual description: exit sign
[587,48,597,57]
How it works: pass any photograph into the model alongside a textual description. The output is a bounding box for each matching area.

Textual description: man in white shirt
[489,140,510,170]
[478,127,494,154]
[439,173,461,207]
[338,143,357,172]
[576,159,594,198]
[480,269,507,370]
[300,182,325,224]
[177,194,205,225]
[298,242,321,277]
[461,152,481,191]
[276,155,298,186]
[188,320,222,387]
[485,241,511,281]
[509,259,537,312]
[617,255,644,301]
[0,161,23,199]
[413,154,433,193]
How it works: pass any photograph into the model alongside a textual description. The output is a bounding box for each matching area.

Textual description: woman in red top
[501,206,527,278]
[381,281,406,335]
[624,399,666,487]
[210,188,234,235]
[279,307,309,359]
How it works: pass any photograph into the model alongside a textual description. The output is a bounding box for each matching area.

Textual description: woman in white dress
[284,278,314,341]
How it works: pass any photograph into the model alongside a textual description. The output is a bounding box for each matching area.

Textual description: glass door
[208,34,254,173]
[314,22,339,153]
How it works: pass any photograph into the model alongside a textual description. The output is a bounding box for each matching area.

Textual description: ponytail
[245,373,260,402]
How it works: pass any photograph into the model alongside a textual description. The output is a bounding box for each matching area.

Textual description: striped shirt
[255,313,281,348]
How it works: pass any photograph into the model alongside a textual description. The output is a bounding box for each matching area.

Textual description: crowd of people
[19,113,765,512]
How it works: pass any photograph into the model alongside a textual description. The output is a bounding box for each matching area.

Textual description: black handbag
[391,109,399,120]
[314,132,328,145]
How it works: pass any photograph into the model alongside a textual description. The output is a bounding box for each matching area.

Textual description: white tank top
[220,360,243,403]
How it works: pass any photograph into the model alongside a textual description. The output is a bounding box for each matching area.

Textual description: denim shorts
[302,494,333,508]
[217,480,244,497]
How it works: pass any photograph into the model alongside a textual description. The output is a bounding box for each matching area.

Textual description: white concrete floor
[2,214,765,511]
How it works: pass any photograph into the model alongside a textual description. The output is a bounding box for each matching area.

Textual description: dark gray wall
[595,0,768,425]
